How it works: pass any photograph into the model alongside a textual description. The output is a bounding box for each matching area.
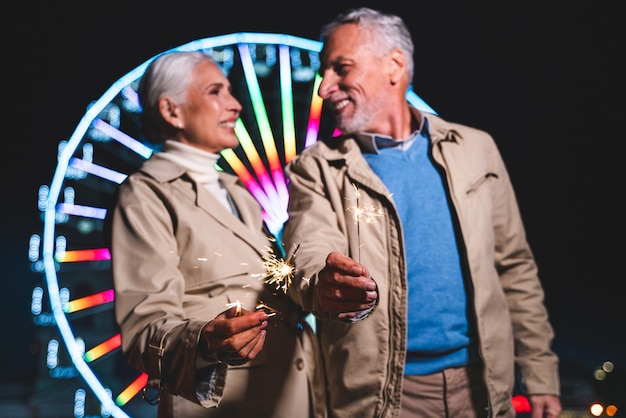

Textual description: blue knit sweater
[363,129,474,375]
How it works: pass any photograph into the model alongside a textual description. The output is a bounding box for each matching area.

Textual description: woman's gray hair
[320,7,414,82]
[138,51,217,145]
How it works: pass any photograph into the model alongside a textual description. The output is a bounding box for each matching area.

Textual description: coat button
[295,358,305,370]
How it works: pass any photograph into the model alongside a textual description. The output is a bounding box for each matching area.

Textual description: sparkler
[221,239,307,323]
[212,241,294,320]
[225,300,243,316]
[225,299,280,320]
[258,243,300,293]
[347,183,385,262]
[256,301,278,317]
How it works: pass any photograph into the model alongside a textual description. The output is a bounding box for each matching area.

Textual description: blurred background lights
[47,339,59,369]
[590,403,619,417]
[605,404,618,416]
[74,388,86,418]
[595,368,607,381]
[38,185,49,211]
[511,394,530,414]
[76,219,96,234]
[29,234,41,262]
[594,360,615,381]
[602,361,614,373]
[31,286,43,315]
[591,403,604,416]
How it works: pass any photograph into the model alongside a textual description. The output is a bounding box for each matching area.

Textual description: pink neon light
[55,248,111,262]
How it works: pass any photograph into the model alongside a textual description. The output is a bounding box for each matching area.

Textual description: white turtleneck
[158,140,233,211]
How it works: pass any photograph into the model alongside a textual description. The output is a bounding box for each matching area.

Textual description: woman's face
[175,59,242,154]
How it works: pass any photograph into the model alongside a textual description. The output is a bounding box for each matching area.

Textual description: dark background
[5,0,623,413]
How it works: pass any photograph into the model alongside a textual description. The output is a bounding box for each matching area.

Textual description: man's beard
[334,97,380,134]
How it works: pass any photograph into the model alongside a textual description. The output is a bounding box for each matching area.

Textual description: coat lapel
[194,173,269,254]
[142,154,270,255]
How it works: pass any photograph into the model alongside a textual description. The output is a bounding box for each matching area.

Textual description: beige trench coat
[108,154,326,418]
[283,108,560,418]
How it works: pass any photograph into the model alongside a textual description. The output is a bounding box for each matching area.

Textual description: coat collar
[139,154,269,253]
[346,107,463,152]
[301,106,464,197]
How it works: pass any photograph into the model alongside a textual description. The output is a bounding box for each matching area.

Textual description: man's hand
[529,394,562,418]
[318,252,378,320]
[199,306,269,366]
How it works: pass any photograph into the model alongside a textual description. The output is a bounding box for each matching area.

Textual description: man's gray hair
[320,7,414,81]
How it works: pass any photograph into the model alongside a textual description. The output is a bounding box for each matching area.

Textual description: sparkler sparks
[347,183,385,224]
[225,300,243,316]
[347,183,385,262]
[259,244,300,293]
[256,301,278,317]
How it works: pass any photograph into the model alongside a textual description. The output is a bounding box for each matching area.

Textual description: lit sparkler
[225,300,243,316]
[256,301,278,317]
[259,243,300,293]
[347,183,385,262]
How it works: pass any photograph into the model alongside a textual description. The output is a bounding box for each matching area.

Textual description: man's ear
[158,97,182,128]
[388,49,407,85]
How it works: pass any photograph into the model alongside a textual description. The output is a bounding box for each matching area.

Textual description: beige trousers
[400,365,495,418]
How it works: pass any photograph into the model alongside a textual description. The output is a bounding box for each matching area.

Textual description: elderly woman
[107,51,325,418]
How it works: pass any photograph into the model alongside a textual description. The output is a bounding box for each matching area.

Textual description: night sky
[5,0,623,403]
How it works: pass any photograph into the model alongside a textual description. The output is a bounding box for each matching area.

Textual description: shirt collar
[352,113,430,154]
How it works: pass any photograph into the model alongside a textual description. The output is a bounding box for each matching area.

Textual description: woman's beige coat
[283,109,560,418]
[108,154,325,418]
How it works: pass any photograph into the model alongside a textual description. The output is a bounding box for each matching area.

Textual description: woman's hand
[199,305,269,365]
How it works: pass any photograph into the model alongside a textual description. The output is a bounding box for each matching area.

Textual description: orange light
[115,372,149,406]
[606,404,618,417]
